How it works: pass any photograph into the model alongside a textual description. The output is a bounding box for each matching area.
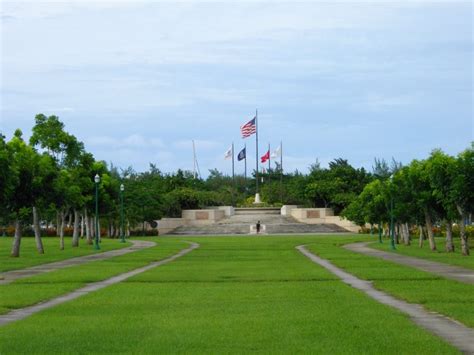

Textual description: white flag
[224,146,233,160]
[271,144,281,159]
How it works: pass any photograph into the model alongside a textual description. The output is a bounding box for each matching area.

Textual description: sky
[0,0,472,177]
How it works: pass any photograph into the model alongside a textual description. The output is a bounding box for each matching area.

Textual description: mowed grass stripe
[0,238,188,315]
[305,237,474,328]
[369,237,474,270]
[0,237,458,354]
[0,237,131,272]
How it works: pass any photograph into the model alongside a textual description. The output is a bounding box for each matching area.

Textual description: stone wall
[182,209,226,226]
[284,206,361,233]
[157,218,185,235]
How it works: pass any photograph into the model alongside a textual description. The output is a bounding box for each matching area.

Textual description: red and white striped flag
[240,117,256,138]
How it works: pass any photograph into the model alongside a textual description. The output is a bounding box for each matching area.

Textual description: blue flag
[237,147,246,161]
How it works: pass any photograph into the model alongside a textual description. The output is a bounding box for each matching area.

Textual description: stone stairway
[169,208,349,235]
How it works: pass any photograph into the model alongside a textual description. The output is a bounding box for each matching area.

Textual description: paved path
[297,245,474,354]
[0,242,199,327]
[0,239,157,285]
[344,242,474,285]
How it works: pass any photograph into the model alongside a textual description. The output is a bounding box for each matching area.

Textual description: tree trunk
[424,209,437,251]
[56,211,60,236]
[419,226,424,248]
[32,206,45,254]
[72,209,80,247]
[445,221,454,252]
[90,215,94,241]
[457,205,469,256]
[80,213,84,238]
[85,209,92,245]
[11,219,22,257]
[68,212,72,228]
[403,223,410,246]
[59,210,66,250]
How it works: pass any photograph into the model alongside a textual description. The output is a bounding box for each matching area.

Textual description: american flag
[240,117,256,138]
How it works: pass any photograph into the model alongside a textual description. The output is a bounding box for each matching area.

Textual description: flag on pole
[240,117,257,138]
[261,150,270,163]
[271,144,282,159]
[237,147,246,161]
[224,146,233,160]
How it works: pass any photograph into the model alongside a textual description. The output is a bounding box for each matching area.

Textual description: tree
[426,150,458,252]
[344,179,389,227]
[451,144,474,255]
[0,135,15,230]
[405,160,441,251]
[30,114,87,248]
[30,152,57,253]
[307,158,372,214]
[372,158,391,180]
[7,130,38,257]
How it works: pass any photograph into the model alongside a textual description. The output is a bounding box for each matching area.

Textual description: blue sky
[1,1,472,177]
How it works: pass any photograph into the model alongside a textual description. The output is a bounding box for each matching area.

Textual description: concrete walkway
[0,242,199,327]
[0,239,157,285]
[297,245,474,354]
[344,242,474,285]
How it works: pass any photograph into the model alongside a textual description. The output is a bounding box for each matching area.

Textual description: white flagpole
[255,109,259,194]
[232,142,235,206]
[280,141,283,203]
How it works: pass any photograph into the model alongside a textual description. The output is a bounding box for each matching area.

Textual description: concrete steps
[170,223,347,235]
[234,207,281,215]
[169,208,350,235]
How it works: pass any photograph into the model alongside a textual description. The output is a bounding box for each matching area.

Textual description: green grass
[0,237,188,315]
[305,236,474,328]
[0,236,458,354]
[0,236,131,272]
[369,236,474,270]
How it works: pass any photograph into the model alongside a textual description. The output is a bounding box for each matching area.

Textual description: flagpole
[232,142,235,206]
[267,142,271,185]
[280,140,283,203]
[192,140,196,179]
[232,142,235,180]
[268,143,271,173]
[244,143,247,181]
[255,109,259,199]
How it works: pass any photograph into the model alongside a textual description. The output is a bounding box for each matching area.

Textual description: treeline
[343,147,474,255]
[1,114,472,257]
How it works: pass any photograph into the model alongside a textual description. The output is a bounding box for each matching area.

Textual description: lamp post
[94,174,100,250]
[120,183,125,243]
[389,175,396,250]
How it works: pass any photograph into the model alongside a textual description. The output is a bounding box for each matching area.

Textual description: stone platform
[167,207,350,235]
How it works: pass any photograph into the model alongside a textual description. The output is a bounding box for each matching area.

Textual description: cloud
[356,93,414,112]
[44,107,75,113]
[85,134,164,149]
[173,139,221,151]
[1,1,470,177]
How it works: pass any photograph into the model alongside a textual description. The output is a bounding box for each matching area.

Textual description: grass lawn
[0,238,188,315]
[0,236,131,272]
[0,236,458,354]
[369,236,474,270]
[305,236,474,328]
